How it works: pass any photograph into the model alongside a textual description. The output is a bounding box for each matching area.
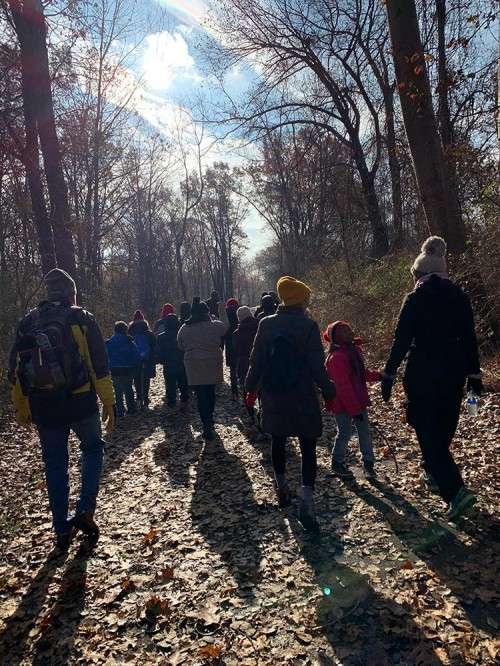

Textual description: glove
[245,392,257,409]
[322,380,336,402]
[102,404,116,432]
[381,374,394,403]
[353,413,364,422]
[467,376,484,396]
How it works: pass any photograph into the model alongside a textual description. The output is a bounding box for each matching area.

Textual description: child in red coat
[324,321,381,480]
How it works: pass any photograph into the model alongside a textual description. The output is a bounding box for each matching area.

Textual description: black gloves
[467,376,484,396]
[322,380,336,402]
[381,373,394,403]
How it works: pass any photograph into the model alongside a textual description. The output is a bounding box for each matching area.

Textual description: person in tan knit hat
[382,236,482,522]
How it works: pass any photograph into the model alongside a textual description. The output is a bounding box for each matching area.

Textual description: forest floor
[0,372,499,665]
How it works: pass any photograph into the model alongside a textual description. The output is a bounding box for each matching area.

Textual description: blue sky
[119,0,271,257]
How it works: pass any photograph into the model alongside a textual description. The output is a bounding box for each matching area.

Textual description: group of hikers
[8,236,483,547]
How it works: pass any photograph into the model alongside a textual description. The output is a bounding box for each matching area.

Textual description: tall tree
[385,0,467,253]
[8,0,76,274]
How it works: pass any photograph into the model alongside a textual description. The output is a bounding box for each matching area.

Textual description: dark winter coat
[245,305,335,438]
[224,308,239,367]
[106,333,141,376]
[154,317,169,335]
[128,320,157,379]
[384,276,480,399]
[233,316,259,383]
[156,314,185,375]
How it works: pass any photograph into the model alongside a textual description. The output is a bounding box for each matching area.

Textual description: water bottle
[36,331,66,388]
[466,390,478,417]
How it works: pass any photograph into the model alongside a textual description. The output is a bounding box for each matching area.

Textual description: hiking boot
[331,462,354,479]
[276,483,292,508]
[447,488,477,522]
[202,425,215,441]
[71,512,100,541]
[363,462,377,481]
[55,531,72,552]
[298,500,320,534]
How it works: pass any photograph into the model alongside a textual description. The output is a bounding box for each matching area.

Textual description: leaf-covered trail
[0,376,499,665]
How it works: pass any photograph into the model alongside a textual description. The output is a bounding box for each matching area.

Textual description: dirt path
[0,375,499,665]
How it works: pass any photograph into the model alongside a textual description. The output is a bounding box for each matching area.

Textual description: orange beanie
[276,276,311,306]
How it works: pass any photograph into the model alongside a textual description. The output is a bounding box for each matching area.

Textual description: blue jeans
[112,373,136,416]
[332,409,374,465]
[37,412,105,535]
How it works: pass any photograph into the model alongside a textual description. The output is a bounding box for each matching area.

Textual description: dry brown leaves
[0,367,499,664]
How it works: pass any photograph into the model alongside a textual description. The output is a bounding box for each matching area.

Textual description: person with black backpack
[128,311,156,409]
[9,269,116,550]
[245,276,335,532]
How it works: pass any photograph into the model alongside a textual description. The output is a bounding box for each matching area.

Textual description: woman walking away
[324,321,381,480]
[178,297,227,440]
[224,298,240,399]
[154,303,175,334]
[156,312,189,407]
[382,237,482,522]
[245,276,335,532]
[233,306,259,414]
[106,322,141,417]
[128,311,156,409]
[179,301,191,325]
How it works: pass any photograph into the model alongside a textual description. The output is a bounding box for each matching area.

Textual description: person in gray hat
[9,268,116,551]
[381,237,482,522]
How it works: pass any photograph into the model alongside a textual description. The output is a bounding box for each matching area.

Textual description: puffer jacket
[106,333,141,372]
[245,306,335,438]
[325,344,380,416]
[9,302,115,428]
[384,275,481,396]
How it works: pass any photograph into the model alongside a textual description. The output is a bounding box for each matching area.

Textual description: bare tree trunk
[383,86,403,248]
[21,82,56,273]
[385,0,467,254]
[10,0,77,276]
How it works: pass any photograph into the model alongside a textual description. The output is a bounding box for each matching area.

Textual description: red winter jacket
[325,344,381,416]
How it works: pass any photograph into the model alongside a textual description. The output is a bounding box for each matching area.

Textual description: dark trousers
[194,385,216,427]
[163,365,189,406]
[111,372,136,416]
[271,436,317,487]
[406,385,464,502]
[134,364,150,404]
[229,363,238,395]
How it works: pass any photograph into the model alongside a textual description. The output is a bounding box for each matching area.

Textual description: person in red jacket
[324,321,381,480]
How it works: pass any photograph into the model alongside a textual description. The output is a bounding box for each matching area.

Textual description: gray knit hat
[411,236,447,277]
[44,268,77,302]
[237,305,253,322]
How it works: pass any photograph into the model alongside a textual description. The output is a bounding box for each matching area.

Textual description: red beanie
[323,321,351,343]
[133,310,144,321]
[161,303,174,317]
[226,298,239,309]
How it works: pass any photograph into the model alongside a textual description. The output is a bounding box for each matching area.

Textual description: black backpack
[17,305,89,396]
[262,326,311,394]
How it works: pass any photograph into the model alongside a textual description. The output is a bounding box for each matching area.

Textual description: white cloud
[142,31,199,90]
